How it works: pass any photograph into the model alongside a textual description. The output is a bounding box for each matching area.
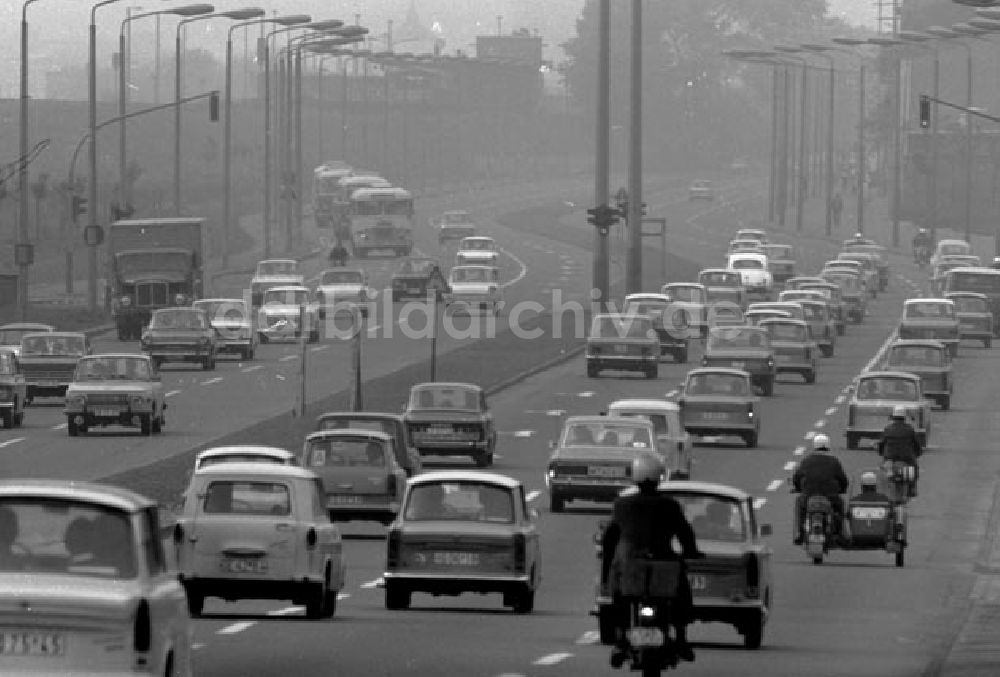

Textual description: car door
[309,478,345,589]
[519,486,541,587]
[481,392,495,442]
[139,507,190,674]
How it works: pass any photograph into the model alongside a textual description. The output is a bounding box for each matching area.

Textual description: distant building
[394,0,445,55]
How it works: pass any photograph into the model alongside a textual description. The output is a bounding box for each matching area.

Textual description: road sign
[83,224,104,246]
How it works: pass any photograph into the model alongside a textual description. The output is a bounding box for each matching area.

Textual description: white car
[456,236,499,265]
[192,298,257,361]
[735,228,768,244]
[728,252,772,297]
[930,239,973,268]
[250,259,304,307]
[257,285,320,343]
[314,268,372,319]
[445,265,502,314]
[606,398,692,479]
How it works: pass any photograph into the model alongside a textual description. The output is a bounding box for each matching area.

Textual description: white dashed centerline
[834,395,846,404]
[825,407,837,416]
[165,390,182,398]
[0,437,25,448]
[217,621,255,635]
[279,354,298,362]
[814,419,826,428]
[783,461,797,471]
[532,653,573,666]
[767,479,783,492]
[361,578,383,589]
[793,445,806,456]
[241,365,263,373]
[52,422,67,430]
[201,377,223,386]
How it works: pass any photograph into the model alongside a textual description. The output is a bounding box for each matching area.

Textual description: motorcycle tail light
[387,528,401,568]
[744,553,760,595]
[133,599,151,652]
[513,533,526,573]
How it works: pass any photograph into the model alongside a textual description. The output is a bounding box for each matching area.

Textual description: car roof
[563,415,654,426]
[193,462,318,479]
[728,251,766,259]
[859,370,921,381]
[608,398,680,412]
[946,267,1000,276]
[411,382,482,392]
[945,291,988,299]
[197,446,296,460]
[316,411,403,423]
[153,306,204,314]
[620,480,750,501]
[194,298,246,305]
[320,268,365,276]
[351,187,411,199]
[0,479,154,512]
[80,352,151,360]
[264,285,308,292]
[443,210,470,216]
[258,259,297,265]
[759,318,808,327]
[938,239,968,246]
[0,323,55,331]
[663,282,705,289]
[451,265,498,271]
[625,293,671,302]
[21,331,86,339]
[699,268,738,274]
[460,236,494,242]
[685,367,751,378]
[746,309,791,316]
[594,312,651,320]
[903,298,954,306]
[408,470,521,489]
[304,429,393,442]
[889,339,947,349]
[750,301,800,309]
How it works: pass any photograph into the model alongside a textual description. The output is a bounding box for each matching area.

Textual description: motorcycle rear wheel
[812,555,823,565]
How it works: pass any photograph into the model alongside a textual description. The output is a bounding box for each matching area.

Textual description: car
[661,283,709,338]
[17,331,89,402]
[898,298,960,357]
[777,289,826,304]
[930,239,973,268]
[747,301,805,323]
[796,298,837,357]
[785,276,827,290]
[798,281,847,336]
[192,298,256,360]
[174,463,346,618]
[727,239,766,256]
[735,228,768,244]
[586,312,660,379]
[710,305,746,328]
[701,326,777,396]
[0,479,193,675]
[836,252,880,298]
[250,259,304,307]
[698,269,747,309]
[444,265,502,314]
[141,306,217,370]
[822,259,866,280]
[195,445,299,470]
[845,371,932,450]
[940,267,1000,334]
[745,308,791,326]
[257,285,320,343]
[403,382,497,467]
[763,244,795,284]
[436,210,477,244]
[946,291,993,347]
[759,318,818,384]
[930,260,972,296]
[383,470,541,612]
[881,339,953,410]
[593,480,772,648]
[623,293,691,363]
[315,268,372,319]
[821,269,867,324]
[455,236,499,265]
[0,323,55,358]
[606,398,693,479]
[545,415,661,511]
[0,350,26,429]
[64,353,165,436]
[676,368,761,447]
[301,429,408,525]
[843,242,890,290]
[390,257,449,302]
[689,179,715,200]
[727,252,772,298]
[315,412,423,476]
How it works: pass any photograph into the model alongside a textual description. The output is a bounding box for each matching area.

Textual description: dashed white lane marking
[310,345,328,352]
[793,446,806,456]
[242,365,263,373]
[526,490,541,502]
[361,578,383,589]
[201,377,223,386]
[268,606,302,616]
[337,593,350,600]
[783,461,797,471]
[576,631,600,645]
[279,354,298,362]
[835,395,846,404]
[52,422,67,430]
[665,389,678,397]
[579,391,595,398]
[804,431,816,440]
[767,479,783,492]
[825,407,837,416]
[0,437,25,448]
[753,497,767,510]
[165,390,182,398]
[533,653,573,666]
[546,410,566,417]
[814,419,826,428]
[217,621,255,635]
[513,430,535,438]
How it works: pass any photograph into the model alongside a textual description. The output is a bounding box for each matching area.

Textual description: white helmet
[891,405,907,419]
[812,434,831,451]
[632,453,664,486]
[860,471,878,490]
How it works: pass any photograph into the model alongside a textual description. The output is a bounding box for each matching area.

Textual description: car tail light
[133,599,151,652]
[744,553,760,598]
[513,533,526,573]
[387,473,398,498]
[387,528,401,568]
[306,527,317,549]
[848,405,855,426]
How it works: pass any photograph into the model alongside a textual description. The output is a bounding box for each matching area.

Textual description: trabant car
[747,301,805,322]
[403,382,496,468]
[18,331,89,402]
[174,463,346,619]
[141,307,217,370]
[825,259,872,298]
[946,291,993,347]
[727,252,772,298]
[762,244,795,284]
[0,323,55,358]
[390,257,449,302]
[727,239,766,256]
[586,313,660,379]
[662,283,709,338]
[798,282,846,336]
[301,429,408,525]
[250,259,304,307]
[316,412,423,477]
[689,179,714,200]
[455,236,499,266]
[545,415,661,511]
[315,268,372,319]
[940,268,1000,334]
[593,481,772,648]
[735,228,768,244]
[821,269,867,323]
[677,368,760,447]
[745,309,791,326]
[898,298,960,356]
[881,340,953,410]
[796,298,837,357]
[702,326,777,396]
[0,479,193,675]
[257,285,320,344]
[383,470,541,613]
[759,318,818,384]
[624,293,690,363]
[931,261,974,296]
[435,210,477,244]
[64,353,165,436]
[698,269,747,309]
[192,298,256,360]
[445,265,502,314]
[930,239,972,268]
[843,242,890,290]
[836,252,880,297]
[0,350,26,429]
[607,399,692,479]
[845,371,932,450]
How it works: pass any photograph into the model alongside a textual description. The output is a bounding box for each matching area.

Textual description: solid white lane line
[767,479,783,492]
[0,437,25,448]
[533,653,573,666]
[52,422,68,430]
[576,631,600,645]
[241,365,263,373]
[793,446,805,456]
[201,377,223,386]
[835,395,846,404]
[279,354,298,362]
[361,578,383,589]
[526,490,541,502]
[783,461,797,471]
[217,621,255,634]
[825,407,837,416]
[165,390,182,398]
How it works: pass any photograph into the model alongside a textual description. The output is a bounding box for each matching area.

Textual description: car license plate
[329,495,362,505]
[588,465,627,478]
[731,360,745,369]
[0,632,65,656]
[688,574,707,590]
[432,551,480,566]
[614,344,628,354]
[626,627,664,648]
[222,557,268,574]
[701,412,729,420]
[91,407,121,417]
[428,425,453,433]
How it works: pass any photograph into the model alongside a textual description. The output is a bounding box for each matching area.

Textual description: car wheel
[895,549,905,568]
[743,611,765,649]
[258,332,269,345]
[243,346,254,361]
[186,592,204,617]
[744,431,758,448]
[550,493,565,513]
[812,555,823,565]
[140,414,152,436]
[12,407,23,427]
[385,583,411,610]
[473,451,493,468]
[510,585,535,614]
[760,377,774,396]
[322,585,338,618]
[1,410,12,429]
[938,395,951,411]
[151,415,162,434]
[587,362,600,378]
[204,356,215,371]
[804,369,816,385]
[598,606,617,645]
[917,432,927,448]
[820,344,833,358]
[305,582,326,619]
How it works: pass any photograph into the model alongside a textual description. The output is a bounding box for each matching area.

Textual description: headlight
[120,296,131,307]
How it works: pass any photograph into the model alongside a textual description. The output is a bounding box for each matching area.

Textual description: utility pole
[592,0,610,310]
[626,0,643,294]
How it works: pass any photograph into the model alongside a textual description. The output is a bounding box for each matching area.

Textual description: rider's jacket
[793,454,849,497]
[878,421,922,464]
[602,490,699,568]
[912,234,932,251]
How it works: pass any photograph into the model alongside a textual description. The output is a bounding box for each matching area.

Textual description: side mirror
[759,524,772,537]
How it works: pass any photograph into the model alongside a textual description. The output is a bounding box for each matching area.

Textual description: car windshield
[410,386,480,411]
[665,286,704,303]
[951,296,988,312]
[856,378,919,400]
[305,437,388,468]
[947,272,1000,293]
[764,323,807,341]
[257,261,297,276]
[611,411,669,435]
[708,327,769,349]
[451,268,493,283]
[888,346,944,366]
[263,289,308,306]
[562,422,652,448]
[671,494,747,543]
[800,286,832,299]
[0,499,137,578]
[765,245,792,258]
[150,310,206,330]
[202,481,290,516]
[592,316,653,339]
[731,259,764,270]
[462,240,493,251]
[685,373,749,395]
[404,481,514,523]
[20,335,86,356]
[321,270,363,285]
[398,259,436,274]
[700,272,740,287]
[801,304,825,321]
[193,301,248,322]
[905,303,954,319]
[0,328,51,345]
[75,356,151,381]
[443,212,470,224]
[940,243,971,256]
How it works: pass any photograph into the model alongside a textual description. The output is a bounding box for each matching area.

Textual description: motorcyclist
[792,434,849,545]
[849,232,868,244]
[848,471,891,505]
[912,229,932,263]
[328,240,349,267]
[877,405,921,497]
[601,454,703,663]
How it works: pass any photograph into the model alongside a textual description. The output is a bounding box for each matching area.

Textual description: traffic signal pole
[626,0,643,294]
[592,0,610,310]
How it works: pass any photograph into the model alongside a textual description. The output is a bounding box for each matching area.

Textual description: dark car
[140,307,217,370]
[390,257,449,302]
[403,383,496,467]
[702,326,777,396]
[18,331,90,402]
[315,411,423,476]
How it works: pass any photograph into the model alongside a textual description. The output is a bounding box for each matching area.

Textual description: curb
[484,342,588,399]
[973,479,1000,574]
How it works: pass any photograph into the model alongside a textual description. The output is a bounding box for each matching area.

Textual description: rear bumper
[588,355,657,370]
[181,576,321,602]
[548,479,630,502]
[382,571,531,594]
[412,440,489,454]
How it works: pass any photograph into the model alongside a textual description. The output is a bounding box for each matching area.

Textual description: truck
[107,218,206,341]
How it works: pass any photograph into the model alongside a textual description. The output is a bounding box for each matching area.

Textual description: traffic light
[587,204,621,234]
[209,91,220,122]
[919,95,930,129]
[71,194,88,222]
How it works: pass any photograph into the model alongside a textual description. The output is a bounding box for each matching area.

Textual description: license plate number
[627,627,664,648]
[731,360,745,369]
[329,495,362,505]
[222,558,268,574]
[92,407,121,417]
[701,412,729,420]
[588,465,626,478]
[688,574,707,590]
[0,632,65,656]
[614,344,628,354]
[432,551,479,566]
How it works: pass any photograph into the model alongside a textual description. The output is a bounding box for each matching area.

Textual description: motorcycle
[882,460,917,505]
[609,558,682,676]
[802,495,837,565]
[914,245,930,269]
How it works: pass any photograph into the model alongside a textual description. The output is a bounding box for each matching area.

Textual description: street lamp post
[17,0,43,320]
[898,30,940,241]
[775,47,809,233]
[802,45,837,236]
[949,23,989,243]
[832,38,873,236]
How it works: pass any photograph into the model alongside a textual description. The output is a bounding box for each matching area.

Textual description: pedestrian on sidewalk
[830,192,843,229]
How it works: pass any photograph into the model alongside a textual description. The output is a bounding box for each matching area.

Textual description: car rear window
[305,438,387,467]
[951,296,988,312]
[563,422,652,448]
[203,482,291,516]
[856,378,918,400]
[671,494,746,542]
[764,323,807,341]
[905,303,954,319]
[198,454,288,469]
[947,272,1000,293]
[889,346,944,366]
[404,482,514,523]
[686,374,749,395]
